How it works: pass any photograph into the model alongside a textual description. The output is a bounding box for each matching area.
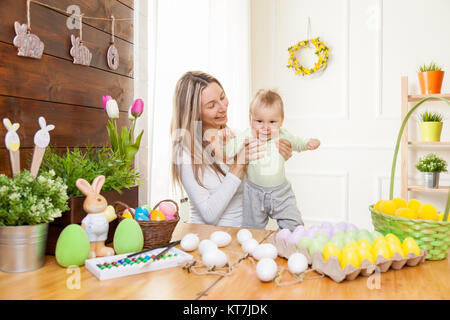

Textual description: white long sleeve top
[178,150,244,227]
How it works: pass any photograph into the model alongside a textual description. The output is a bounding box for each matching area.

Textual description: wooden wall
[0,0,134,176]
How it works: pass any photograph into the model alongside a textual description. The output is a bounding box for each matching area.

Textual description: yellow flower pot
[419,122,443,142]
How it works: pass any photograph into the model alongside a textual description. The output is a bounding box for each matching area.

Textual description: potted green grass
[417,111,444,142]
[415,153,448,189]
[417,62,445,94]
[0,170,69,272]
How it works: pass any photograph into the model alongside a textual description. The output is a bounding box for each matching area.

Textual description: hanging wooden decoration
[70,14,92,66]
[107,15,119,70]
[13,0,44,59]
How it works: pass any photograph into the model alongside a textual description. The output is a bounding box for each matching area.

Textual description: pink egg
[159,201,177,217]
[275,228,291,243]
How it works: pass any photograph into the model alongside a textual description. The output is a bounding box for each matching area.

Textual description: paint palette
[85,247,194,280]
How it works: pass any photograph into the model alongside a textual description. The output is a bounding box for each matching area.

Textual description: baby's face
[250,104,283,141]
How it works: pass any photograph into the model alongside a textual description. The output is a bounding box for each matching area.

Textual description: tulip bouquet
[103,96,144,165]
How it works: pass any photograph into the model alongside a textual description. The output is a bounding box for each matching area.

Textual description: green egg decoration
[330,235,345,251]
[297,237,311,250]
[55,224,90,267]
[308,239,326,256]
[113,218,144,254]
[314,231,328,244]
[356,229,372,241]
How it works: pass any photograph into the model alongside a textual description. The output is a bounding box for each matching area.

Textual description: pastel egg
[334,221,348,232]
[293,225,306,234]
[287,231,304,246]
[158,201,177,217]
[275,229,291,243]
[346,223,359,232]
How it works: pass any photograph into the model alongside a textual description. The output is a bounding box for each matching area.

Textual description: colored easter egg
[357,238,372,250]
[402,237,421,256]
[334,221,348,232]
[113,219,144,254]
[159,201,177,217]
[356,229,372,241]
[330,235,345,251]
[357,247,375,264]
[122,209,134,219]
[292,227,308,239]
[314,231,329,244]
[346,223,358,232]
[297,237,311,250]
[385,233,402,247]
[340,247,361,269]
[308,239,326,256]
[387,242,405,258]
[323,243,341,262]
[372,243,391,260]
[332,230,345,239]
[55,224,90,267]
[134,206,149,221]
[150,209,166,221]
[293,225,306,234]
[275,228,291,244]
[287,231,304,246]
[321,222,333,230]
[306,228,318,239]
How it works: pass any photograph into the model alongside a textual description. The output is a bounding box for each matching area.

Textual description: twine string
[27,0,31,31]
[111,15,115,43]
[307,16,312,41]
[79,14,83,41]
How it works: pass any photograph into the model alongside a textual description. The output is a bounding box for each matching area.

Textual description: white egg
[210,231,232,247]
[237,229,253,244]
[241,238,259,254]
[198,239,218,255]
[256,258,278,282]
[180,233,199,252]
[202,249,228,268]
[252,243,278,260]
[287,252,308,275]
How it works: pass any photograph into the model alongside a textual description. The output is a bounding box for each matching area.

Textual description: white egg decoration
[287,252,308,275]
[252,243,278,261]
[202,249,228,268]
[241,238,259,254]
[209,231,232,247]
[237,229,253,244]
[198,239,218,255]
[180,233,199,252]
[256,258,278,282]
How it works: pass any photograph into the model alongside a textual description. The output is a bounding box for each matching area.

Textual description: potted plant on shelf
[417,62,445,94]
[0,170,69,272]
[415,153,448,189]
[417,111,444,142]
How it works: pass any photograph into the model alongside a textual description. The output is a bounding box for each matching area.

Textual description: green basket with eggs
[369,97,450,260]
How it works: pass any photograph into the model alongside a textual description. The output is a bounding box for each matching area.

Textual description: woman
[170,71,293,227]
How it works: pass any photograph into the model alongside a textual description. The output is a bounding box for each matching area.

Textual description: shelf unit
[400,76,450,200]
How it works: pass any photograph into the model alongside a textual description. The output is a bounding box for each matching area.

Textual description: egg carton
[267,234,427,283]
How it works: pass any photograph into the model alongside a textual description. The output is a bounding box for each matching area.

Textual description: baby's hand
[307,138,320,150]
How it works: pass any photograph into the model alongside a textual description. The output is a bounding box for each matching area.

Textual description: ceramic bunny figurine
[70,34,92,66]
[3,118,20,152]
[13,21,44,59]
[77,175,116,258]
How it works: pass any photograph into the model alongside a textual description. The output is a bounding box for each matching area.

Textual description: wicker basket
[370,96,450,260]
[113,200,180,249]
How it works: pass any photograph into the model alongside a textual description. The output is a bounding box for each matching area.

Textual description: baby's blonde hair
[249,89,284,118]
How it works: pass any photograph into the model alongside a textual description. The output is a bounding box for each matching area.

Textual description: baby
[224,89,320,230]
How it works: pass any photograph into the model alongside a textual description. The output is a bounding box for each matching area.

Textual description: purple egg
[306,228,318,239]
[346,223,358,231]
[334,221,348,232]
[320,222,333,230]
[275,228,292,243]
[287,232,304,245]
[293,225,306,234]
[320,228,333,239]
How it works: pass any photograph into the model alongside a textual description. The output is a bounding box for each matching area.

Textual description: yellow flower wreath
[287,37,330,76]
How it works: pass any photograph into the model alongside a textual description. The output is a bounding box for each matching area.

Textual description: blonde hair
[171,71,227,190]
[249,89,284,118]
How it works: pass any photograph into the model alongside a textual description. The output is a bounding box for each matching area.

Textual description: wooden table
[0,223,448,300]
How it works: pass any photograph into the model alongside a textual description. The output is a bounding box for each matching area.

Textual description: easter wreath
[287,37,330,76]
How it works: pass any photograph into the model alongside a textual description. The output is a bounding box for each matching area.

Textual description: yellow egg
[372,243,392,260]
[395,207,418,219]
[407,199,422,212]
[374,200,384,212]
[385,233,402,247]
[373,236,387,247]
[402,237,421,256]
[340,248,361,269]
[343,241,358,252]
[357,247,375,264]
[323,243,341,262]
[437,213,449,221]
[418,204,438,221]
[393,197,407,209]
[387,242,405,258]
[357,239,372,250]
[380,200,397,215]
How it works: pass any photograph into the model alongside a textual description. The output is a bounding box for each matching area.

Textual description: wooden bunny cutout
[70,34,92,66]
[30,117,54,178]
[77,175,116,258]
[13,21,44,59]
[3,118,21,177]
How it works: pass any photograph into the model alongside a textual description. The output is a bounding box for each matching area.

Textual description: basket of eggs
[113,199,180,248]
[369,96,450,261]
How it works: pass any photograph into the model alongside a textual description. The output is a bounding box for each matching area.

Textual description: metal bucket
[0,223,48,273]
[423,172,440,189]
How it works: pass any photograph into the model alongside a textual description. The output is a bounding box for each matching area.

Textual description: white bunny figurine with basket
[77,175,117,258]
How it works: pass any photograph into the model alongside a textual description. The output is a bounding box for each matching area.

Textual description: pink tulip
[102,95,113,110]
[131,99,144,118]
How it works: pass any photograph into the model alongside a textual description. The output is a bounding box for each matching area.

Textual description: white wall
[250,0,450,230]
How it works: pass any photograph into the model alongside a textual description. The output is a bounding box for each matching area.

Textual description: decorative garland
[287,37,330,76]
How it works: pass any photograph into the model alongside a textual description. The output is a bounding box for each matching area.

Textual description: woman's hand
[229,138,265,178]
[307,138,321,150]
[276,138,293,161]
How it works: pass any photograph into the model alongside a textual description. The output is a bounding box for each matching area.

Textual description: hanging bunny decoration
[30,116,54,178]
[13,1,44,59]
[70,34,92,66]
[3,118,21,177]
